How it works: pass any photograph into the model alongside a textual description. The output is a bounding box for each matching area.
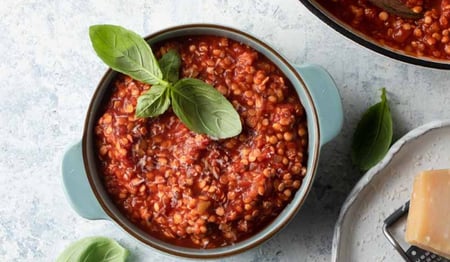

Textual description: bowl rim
[298,0,450,70]
[81,23,321,258]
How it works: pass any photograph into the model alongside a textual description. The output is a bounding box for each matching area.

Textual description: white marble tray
[332,120,450,262]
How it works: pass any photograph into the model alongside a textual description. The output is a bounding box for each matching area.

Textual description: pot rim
[81,23,321,258]
[299,0,450,70]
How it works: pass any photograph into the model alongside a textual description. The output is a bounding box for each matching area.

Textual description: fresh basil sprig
[351,88,393,171]
[56,236,129,262]
[89,25,242,139]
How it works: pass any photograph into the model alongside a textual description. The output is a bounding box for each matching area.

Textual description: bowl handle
[295,64,343,146]
[62,141,108,220]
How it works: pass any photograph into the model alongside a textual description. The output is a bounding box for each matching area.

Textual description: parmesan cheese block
[405,169,450,259]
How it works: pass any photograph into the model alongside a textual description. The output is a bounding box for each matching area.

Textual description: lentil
[95,36,308,249]
[317,0,450,59]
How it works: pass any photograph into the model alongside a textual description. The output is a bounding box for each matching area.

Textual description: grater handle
[384,201,410,226]
[382,201,411,261]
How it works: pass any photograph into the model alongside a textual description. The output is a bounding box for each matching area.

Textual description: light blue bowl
[62,24,343,258]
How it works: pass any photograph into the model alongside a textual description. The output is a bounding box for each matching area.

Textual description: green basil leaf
[351,88,393,171]
[171,78,242,139]
[89,25,166,86]
[135,85,170,118]
[56,236,129,262]
[158,49,181,83]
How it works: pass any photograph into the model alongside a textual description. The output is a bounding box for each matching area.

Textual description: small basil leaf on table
[171,78,242,139]
[351,88,393,171]
[135,85,170,118]
[89,24,166,86]
[158,49,181,83]
[56,236,129,262]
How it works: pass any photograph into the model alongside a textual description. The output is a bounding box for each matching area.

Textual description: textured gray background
[1,0,449,261]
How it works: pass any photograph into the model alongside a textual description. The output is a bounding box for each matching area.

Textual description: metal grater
[382,201,449,262]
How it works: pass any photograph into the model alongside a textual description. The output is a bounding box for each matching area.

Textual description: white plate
[332,120,450,262]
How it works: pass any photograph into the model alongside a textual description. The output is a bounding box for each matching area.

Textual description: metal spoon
[367,0,423,19]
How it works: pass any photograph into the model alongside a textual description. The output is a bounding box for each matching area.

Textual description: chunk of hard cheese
[405,169,450,259]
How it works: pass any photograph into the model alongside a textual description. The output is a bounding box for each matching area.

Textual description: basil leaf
[171,78,242,139]
[135,85,170,118]
[89,25,243,139]
[158,49,181,83]
[89,25,166,86]
[56,236,129,262]
[351,88,393,171]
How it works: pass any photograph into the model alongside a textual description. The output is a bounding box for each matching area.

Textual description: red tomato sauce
[317,0,450,59]
[95,36,308,248]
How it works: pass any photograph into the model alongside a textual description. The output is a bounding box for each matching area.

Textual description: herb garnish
[56,236,129,262]
[89,24,242,139]
[351,88,393,171]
